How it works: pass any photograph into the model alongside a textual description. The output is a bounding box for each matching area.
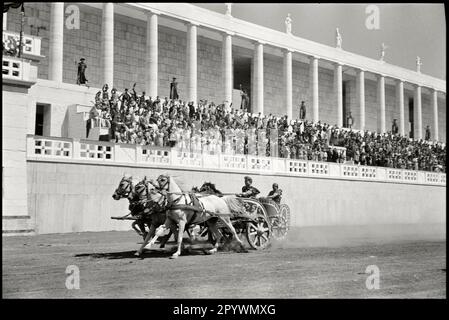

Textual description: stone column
[254,41,264,115]
[146,11,158,98]
[284,49,293,120]
[309,56,319,122]
[356,69,365,131]
[186,22,198,104]
[334,63,343,127]
[377,75,386,133]
[223,32,233,106]
[432,89,439,141]
[48,2,64,82]
[395,80,405,136]
[414,85,422,139]
[101,3,114,87]
[3,12,7,30]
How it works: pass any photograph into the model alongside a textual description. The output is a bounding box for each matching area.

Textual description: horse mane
[202,182,223,195]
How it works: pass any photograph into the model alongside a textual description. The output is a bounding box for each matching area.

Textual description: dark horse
[112,174,174,247]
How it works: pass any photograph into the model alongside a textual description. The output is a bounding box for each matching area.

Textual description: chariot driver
[237,176,260,198]
[267,183,282,204]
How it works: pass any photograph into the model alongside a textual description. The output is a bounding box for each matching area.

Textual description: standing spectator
[119,88,131,110]
[77,58,88,86]
[392,119,399,135]
[189,101,196,119]
[170,77,179,100]
[299,101,306,120]
[347,111,354,129]
[240,84,250,112]
[425,125,431,141]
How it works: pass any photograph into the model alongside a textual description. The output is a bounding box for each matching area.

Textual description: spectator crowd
[87,83,446,173]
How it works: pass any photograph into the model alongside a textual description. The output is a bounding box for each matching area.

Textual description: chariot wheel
[270,217,286,240]
[270,204,290,240]
[246,214,271,250]
[280,204,291,229]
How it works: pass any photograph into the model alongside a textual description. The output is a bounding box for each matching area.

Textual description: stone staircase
[2,216,35,236]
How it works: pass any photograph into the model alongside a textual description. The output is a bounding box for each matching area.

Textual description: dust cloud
[270,224,446,249]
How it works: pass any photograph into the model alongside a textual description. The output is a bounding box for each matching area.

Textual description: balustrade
[26,135,446,186]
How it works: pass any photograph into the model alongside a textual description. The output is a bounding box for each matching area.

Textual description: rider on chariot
[237,176,260,198]
[267,183,282,204]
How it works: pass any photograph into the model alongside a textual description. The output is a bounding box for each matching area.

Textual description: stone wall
[27,160,446,234]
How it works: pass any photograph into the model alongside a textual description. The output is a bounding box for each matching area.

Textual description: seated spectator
[87,83,446,173]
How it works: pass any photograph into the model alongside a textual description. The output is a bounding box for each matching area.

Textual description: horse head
[112,175,133,200]
[129,179,148,202]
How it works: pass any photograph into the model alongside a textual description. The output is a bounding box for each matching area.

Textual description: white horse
[136,175,247,259]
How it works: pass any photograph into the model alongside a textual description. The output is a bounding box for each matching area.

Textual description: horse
[136,175,248,259]
[112,174,174,247]
[112,174,148,237]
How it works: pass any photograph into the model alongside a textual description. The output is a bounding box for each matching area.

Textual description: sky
[195,3,446,80]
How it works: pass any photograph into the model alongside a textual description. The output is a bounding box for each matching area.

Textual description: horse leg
[131,221,143,236]
[145,223,156,247]
[170,218,186,259]
[219,216,248,253]
[138,220,147,239]
[205,220,222,255]
[160,223,175,248]
[136,218,170,256]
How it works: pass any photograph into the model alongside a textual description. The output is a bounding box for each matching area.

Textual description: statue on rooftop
[380,43,387,62]
[416,56,422,73]
[225,3,232,17]
[285,13,292,35]
[335,27,342,49]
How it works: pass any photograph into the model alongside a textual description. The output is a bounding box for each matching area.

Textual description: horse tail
[222,195,246,215]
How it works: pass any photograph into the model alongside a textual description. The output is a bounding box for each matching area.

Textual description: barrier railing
[26,135,446,186]
[2,55,38,85]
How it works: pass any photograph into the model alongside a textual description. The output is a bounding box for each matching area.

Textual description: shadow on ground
[74,241,252,260]
[74,247,217,260]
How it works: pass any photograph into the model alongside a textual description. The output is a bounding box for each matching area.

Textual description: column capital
[308,55,320,61]
[333,61,343,67]
[221,30,235,37]
[282,48,294,54]
[185,21,200,27]
[145,8,161,16]
[252,39,265,46]
[356,67,366,73]
[395,78,405,84]
[377,73,386,79]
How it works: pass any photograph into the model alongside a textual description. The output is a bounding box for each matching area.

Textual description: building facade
[2,3,446,235]
[4,2,446,139]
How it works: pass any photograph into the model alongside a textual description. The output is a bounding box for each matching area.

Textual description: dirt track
[2,225,446,298]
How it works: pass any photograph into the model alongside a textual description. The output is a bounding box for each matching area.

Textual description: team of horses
[112,174,248,259]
